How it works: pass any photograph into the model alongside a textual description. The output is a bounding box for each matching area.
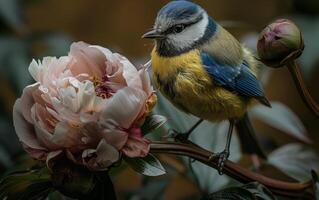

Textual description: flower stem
[287,61,319,117]
[150,141,315,199]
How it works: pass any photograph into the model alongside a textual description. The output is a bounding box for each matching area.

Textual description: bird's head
[143,0,217,57]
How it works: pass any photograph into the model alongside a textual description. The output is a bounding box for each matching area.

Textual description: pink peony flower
[13,42,156,171]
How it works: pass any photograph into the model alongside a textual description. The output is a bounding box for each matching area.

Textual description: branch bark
[150,141,315,199]
[288,61,319,118]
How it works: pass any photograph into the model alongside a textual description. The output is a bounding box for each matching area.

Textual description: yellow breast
[150,48,248,121]
[151,48,206,80]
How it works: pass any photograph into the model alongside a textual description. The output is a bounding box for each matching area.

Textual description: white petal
[20,83,39,123]
[114,53,143,89]
[96,139,119,167]
[31,104,59,150]
[28,59,40,81]
[46,107,61,122]
[51,122,81,148]
[59,86,78,112]
[101,87,147,129]
[82,139,119,171]
[90,45,113,61]
[13,99,45,150]
[46,150,63,169]
[69,42,106,78]
[139,69,153,96]
[101,128,128,150]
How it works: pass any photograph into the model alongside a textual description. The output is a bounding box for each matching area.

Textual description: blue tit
[143,0,270,173]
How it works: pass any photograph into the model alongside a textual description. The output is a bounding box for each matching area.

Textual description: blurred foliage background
[0,0,319,199]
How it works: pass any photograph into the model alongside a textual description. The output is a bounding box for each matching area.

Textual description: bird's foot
[208,150,230,175]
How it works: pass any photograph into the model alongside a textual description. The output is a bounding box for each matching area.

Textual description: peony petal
[81,121,128,150]
[46,150,63,169]
[31,104,60,150]
[121,136,150,158]
[114,53,143,89]
[139,69,153,96]
[50,97,80,125]
[129,127,142,138]
[33,123,58,150]
[51,122,82,148]
[29,57,70,91]
[44,56,70,89]
[95,139,120,168]
[69,42,106,78]
[92,47,143,89]
[105,60,127,89]
[90,45,113,61]
[33,102,58,133]
[79,122,102,145]
[20,83,39,124]
[59,86,79,113]
[22,144,47,160]
[78,80,106,113]
[101,87,147,129]
[28,59,41,82]
[13,99,46,150]
[66,150,82,165]
[101,129,128,150]
[82,139,119,171]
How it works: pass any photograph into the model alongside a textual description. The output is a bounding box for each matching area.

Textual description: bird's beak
[142,29,164,39]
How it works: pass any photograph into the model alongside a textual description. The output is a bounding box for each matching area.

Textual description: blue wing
[201,52,266,99]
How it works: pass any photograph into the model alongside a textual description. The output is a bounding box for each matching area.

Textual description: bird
[142,0,270,174]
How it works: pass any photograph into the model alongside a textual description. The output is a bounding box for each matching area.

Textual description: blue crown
[158,1,201,21]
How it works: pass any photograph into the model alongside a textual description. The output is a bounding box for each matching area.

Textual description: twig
[150,141,315,199]
[287,61,319,118]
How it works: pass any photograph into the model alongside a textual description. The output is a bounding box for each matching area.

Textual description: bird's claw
[208,151,229,175]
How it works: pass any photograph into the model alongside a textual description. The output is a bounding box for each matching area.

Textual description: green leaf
[0,0,26,32]
[0,37,32,92]
[47,191,67,200]
[204,182,276,200]
[18,182,53,200]
[268,143,319,181]
[0,167,53,200]
[131,177,169,199]
[250,102,310,143]
[141,114,167,135]
[0,116,20,159]
[125,154,166,177]
[242,182,277,200]
[0,145,12,168]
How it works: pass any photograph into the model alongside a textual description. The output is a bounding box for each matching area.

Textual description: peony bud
[257,19,304,68]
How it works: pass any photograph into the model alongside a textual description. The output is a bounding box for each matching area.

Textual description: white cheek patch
[168,13,209,50]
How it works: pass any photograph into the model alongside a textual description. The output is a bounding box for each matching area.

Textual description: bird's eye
[173,24,185,33]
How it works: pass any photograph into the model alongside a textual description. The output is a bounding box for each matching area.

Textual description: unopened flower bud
[257,19,304,68]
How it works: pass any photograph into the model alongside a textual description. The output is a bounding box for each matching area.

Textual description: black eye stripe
[162,14,204,35]
[166,24,185,34]
[164,22,193,34]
